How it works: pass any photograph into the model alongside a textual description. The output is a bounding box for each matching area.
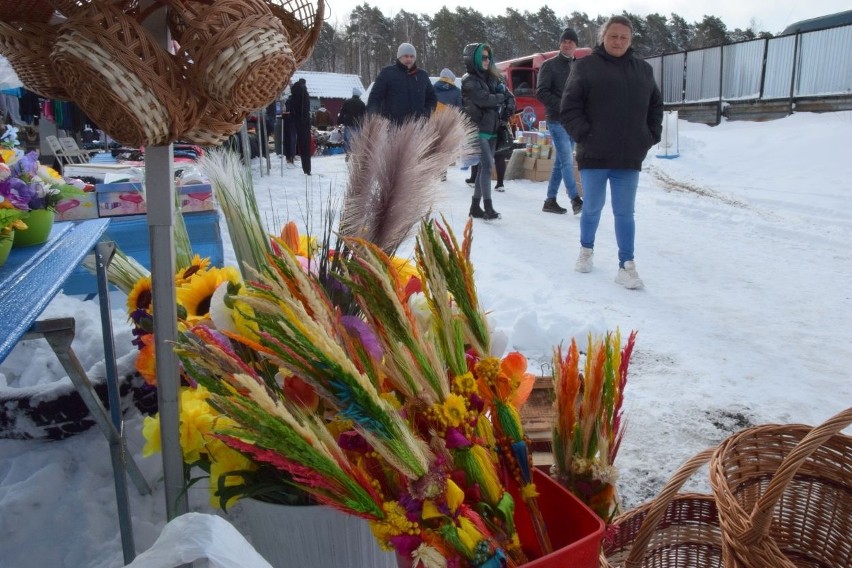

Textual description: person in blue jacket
[367,43,437,124]
[434,68,462,109]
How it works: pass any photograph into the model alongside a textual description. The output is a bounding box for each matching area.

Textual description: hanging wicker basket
[180,99,249,146]
[264,0,324,66]
[710,407,852,568]
[0,21,70,100]
[602,448,723,568]
[51,2,192,147]
[163,0,295,112]
[0,0,56,24]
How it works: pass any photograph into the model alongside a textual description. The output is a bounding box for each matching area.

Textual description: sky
[322,0,850,35]
[1,110,851,566]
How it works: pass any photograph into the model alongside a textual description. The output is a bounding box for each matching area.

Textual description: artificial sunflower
[127,276,153,314]
[176,265,241,323]
[175,254,211,286]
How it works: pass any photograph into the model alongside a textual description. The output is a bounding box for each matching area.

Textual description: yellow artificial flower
[370,501,419,550]
[442,393,467,428]
[175,254,211,286]
[141,414,161,457]
[176,265,241,323]
[421,500,442,520]
[178,385,218,463]
[445,479,465,514]
[389,255,420,287]
[127,276,153,314]
[452,372,477,395]
[0,148,15,163]
[207,438,257,509]
[456,517,483,556]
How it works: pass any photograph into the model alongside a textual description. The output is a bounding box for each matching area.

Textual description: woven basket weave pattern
[0,22,70,100]
[267,0,324,65]
[710,409,852,568]
[603,449,723,568]
[0,1,56,24]
[165,0,295,111]
[52,3,189,146]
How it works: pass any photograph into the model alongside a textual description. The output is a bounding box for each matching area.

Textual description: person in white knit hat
[366,42,437,124]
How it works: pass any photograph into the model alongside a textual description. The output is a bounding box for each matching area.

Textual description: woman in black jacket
[462,42,514,220]
[560,15,663,289]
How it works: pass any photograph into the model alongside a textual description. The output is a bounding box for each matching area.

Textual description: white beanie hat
[352,87,362,96]
[397,42,416,59]
[439,68,456,81]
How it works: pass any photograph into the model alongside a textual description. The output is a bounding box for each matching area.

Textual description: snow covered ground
[1,111,850,567]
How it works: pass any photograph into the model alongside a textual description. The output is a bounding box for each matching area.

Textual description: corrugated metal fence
[647,24,852,105]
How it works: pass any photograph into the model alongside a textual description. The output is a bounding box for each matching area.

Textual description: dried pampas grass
[340,108,477,255]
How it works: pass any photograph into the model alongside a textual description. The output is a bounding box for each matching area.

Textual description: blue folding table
[0,219,150,564]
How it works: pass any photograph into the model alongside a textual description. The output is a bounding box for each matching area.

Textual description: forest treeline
[302,4,774,85]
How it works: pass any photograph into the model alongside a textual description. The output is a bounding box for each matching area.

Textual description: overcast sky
[322,0,849,35]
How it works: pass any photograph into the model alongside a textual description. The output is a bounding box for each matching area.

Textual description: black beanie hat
[560,28,579,44]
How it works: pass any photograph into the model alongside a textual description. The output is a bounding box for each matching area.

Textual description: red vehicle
[496,47,592,124]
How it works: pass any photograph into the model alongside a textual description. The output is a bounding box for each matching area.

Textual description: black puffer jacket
[366,61,437,124]
[461,43,514,135]
[560,45,663,171]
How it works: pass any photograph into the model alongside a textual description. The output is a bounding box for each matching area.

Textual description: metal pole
[140,2,188,522]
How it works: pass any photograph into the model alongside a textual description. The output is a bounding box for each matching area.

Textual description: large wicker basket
[0,21,70,100]
[265,0,324,66]
[51,2,192,147]
[163,0,295,112]
[602,448,723,568]
[710,407,852,568]
[0,0,56,23]
[180,99,250,146]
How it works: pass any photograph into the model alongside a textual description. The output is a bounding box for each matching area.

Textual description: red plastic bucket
[511,468,605,567]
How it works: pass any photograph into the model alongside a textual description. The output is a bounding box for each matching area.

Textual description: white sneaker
[615,261,644,289]
[575,247,593,273]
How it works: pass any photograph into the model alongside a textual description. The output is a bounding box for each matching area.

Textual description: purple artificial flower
[0,178,35,210]
[389,534,422,558]
[341,315,383,361]
[338,430,372,453]
[12,151,39,177]
[444,427,472,449]
[468,393,485,413]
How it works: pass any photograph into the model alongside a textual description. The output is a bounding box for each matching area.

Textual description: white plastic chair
[59,136,94,163]
[45,135,71,167]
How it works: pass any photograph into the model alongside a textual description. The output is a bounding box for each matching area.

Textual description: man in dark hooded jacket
[290,77,312,175]
[367,43,437,124]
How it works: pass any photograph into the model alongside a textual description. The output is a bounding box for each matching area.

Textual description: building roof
[289,71,366,100]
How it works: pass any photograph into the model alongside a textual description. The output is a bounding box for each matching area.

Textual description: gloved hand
[495,83,506,93]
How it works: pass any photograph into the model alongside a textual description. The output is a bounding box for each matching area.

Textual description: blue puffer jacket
[366,61,437,124]
[434,79,462,108]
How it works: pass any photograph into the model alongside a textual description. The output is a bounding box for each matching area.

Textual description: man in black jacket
[290,78,312,175]
[560,15,663,289]
[338,87,366,159]
[367,43,437,124]
[537,27,583,215]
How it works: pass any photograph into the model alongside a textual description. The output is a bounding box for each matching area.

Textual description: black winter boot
[465,164,479,186]
[469,197,485,218]
[483,199,500,220]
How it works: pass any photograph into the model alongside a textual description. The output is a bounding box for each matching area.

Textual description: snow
[1,111,851,567]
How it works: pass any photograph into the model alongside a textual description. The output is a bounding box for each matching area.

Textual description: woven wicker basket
[51,2,191,147]
[602,449,723,568]
[164,0,295,112]
[0,0,56,23]
[265,0,324,66]
[0,21,70,100]
[710,407,852,568]
[180,99,249,146]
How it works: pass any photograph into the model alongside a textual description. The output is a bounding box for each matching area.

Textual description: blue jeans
[547,122,579,200]
[579,169,640,267]
[343,126,359,153]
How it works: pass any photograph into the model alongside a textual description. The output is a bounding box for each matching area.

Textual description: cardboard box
[63,164,141,185]
[96,182,214,217]
[523,157,554,182]
[55,190,98,221]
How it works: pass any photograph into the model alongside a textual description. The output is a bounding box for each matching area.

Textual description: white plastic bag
[126,513,272,568]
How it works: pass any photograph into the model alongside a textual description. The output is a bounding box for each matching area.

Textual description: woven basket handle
[624,447,715,567]
[747,407,852,539]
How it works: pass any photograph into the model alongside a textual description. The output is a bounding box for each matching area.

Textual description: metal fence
[647,24,852,105]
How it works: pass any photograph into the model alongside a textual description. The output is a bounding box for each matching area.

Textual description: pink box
[96,183,214,217]
[55,190,98,221]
